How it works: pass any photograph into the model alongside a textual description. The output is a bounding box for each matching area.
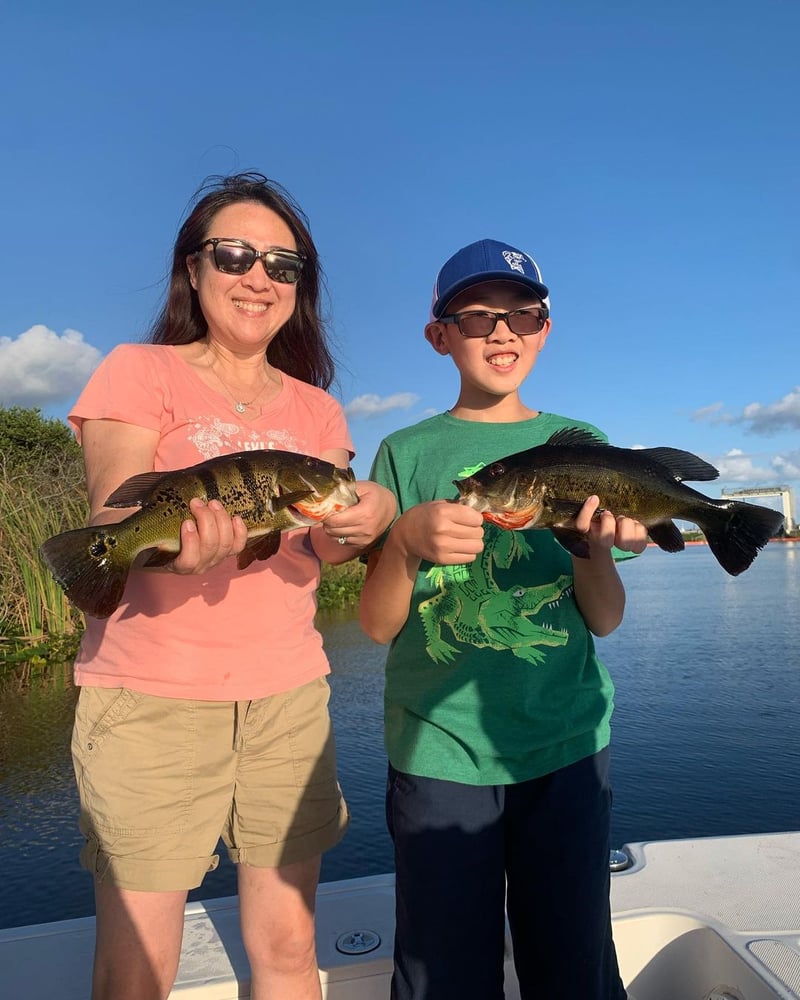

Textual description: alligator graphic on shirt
[419,524,572,666]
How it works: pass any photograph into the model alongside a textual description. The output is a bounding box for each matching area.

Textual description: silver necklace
[211,365,268,414]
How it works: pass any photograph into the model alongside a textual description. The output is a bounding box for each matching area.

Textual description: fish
[39,449,360,619]
[453,427,785,576]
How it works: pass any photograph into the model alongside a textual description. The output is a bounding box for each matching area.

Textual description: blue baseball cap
[430,239,550,319]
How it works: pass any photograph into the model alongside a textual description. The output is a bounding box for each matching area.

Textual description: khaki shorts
[72,677,349,891]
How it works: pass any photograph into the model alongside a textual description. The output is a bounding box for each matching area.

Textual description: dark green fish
[453,427,784,576]
[40,449,359,619]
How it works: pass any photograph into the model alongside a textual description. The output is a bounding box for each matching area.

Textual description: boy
[359,239,648,999]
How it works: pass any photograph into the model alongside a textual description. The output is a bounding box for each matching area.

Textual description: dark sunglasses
[194,239,306,283]
[439,307,549,338]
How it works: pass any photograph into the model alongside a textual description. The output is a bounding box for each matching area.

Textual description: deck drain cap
[609,849,631,872]
[336,929,381,955]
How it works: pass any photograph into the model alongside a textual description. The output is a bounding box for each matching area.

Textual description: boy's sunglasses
[438,307,549,338]
[194,239,306,283]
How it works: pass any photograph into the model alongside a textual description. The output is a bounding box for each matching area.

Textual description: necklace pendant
[235,401,247,414]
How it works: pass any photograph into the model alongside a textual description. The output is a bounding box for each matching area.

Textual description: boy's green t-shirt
[370,410,623,786]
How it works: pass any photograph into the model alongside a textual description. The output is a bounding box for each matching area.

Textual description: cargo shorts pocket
[72,687,195,836]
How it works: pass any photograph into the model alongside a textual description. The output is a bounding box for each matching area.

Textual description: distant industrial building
[720,485,796,533]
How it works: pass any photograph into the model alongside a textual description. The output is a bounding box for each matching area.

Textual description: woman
[68,173,396,1000]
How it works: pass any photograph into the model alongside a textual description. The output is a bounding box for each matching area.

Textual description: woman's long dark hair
[148,172,335,389]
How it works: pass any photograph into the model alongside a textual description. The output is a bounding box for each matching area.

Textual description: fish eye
[487,463,506,479]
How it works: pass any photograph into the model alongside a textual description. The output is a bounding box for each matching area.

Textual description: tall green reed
[0,453,88,641]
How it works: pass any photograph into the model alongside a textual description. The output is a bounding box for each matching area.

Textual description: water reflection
[1,544,798,929]
[599,544,800,845]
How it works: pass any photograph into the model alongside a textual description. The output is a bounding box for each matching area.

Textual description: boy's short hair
[430,239,549,319]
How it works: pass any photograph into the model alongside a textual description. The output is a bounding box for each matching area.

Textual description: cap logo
[502,250,527,275]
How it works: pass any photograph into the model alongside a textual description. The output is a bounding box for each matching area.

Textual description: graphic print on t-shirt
[418,523,573,666]
[187,416,305,460]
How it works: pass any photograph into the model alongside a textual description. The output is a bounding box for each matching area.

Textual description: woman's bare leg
[91,883,188,1000]
[239,856,322,1000]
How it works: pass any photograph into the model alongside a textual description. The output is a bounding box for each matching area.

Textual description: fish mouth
[288,475,360,521]
[291,492,357,520]
[482,507,542,530]
[455,480,543,530]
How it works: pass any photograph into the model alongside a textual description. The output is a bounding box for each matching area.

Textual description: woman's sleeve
[68,345,167,443]
[317,391,354,459]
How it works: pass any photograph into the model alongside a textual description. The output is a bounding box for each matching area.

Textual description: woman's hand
[167,497,250,575]
[314,480,397,561]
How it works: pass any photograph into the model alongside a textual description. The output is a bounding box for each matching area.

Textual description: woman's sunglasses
[194,238,305,283]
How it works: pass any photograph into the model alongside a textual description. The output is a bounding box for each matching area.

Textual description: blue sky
[1,1,797,519]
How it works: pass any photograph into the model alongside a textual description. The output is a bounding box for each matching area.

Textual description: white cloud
[740,386,800,434]
[693,388,800,434]
[715,448,777,484]
[691,401,730,425]
[772,452,800,481]
[0,325,103,408]
[344,392,419,419]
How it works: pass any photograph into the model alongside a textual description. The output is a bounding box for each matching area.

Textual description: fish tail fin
[698,501,784,576]
[39,526,130,619]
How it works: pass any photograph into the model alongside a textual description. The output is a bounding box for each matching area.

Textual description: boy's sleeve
[368,439,398,490]
[362,438,403,557]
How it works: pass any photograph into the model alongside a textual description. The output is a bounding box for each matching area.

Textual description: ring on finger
[337,536,348,545]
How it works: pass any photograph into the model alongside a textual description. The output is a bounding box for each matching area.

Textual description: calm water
[1,543,798,930]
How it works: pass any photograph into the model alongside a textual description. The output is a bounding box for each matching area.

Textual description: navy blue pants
[386,749,627,1000]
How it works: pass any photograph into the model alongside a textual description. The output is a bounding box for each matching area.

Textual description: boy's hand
[574,495,648,554]
[391,500,485,565]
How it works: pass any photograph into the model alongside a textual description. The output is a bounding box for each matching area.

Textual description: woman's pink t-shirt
[68,343,354,701]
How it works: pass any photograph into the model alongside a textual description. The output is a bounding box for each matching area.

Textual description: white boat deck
[611,831,800,1000]
[2,830,799,999]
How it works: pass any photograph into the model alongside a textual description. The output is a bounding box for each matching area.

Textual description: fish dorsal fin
[637,448,719,483]
[545,427,607,448]
[545,428,720,484]
[105,472,167,507]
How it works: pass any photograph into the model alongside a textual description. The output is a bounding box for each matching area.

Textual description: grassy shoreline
[1,558,366,670]
[0,406,367,670]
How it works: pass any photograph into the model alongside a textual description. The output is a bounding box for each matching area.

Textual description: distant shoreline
[647,537,799,547]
